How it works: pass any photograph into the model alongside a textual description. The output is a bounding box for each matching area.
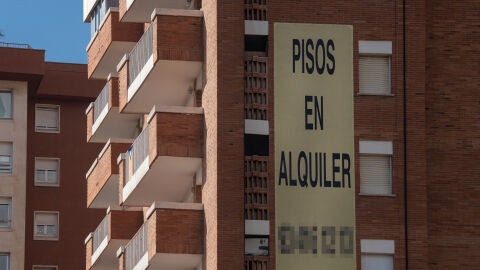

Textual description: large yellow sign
[274,23,355,269]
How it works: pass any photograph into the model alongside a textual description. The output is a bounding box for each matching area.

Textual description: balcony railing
[93,82,109,123]
[245,255,268,270]
[244,56,268,121]
[245,156,268,220]
[124,223,148,270]
[92,213,109,253]
[0,41,31,49]
[124,127,149,186]
[244,0,268,21]
[128,24,153,86]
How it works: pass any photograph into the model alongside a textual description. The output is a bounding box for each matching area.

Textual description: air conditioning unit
[245,238,268,256]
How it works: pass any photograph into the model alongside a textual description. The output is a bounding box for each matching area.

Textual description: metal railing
[125,127,149,186]
[244,0,268,21]
[124,223,148,270]
[94,82,109,123]
[245,255,268,270]
[128,24,154,86]
[92,213,109,253]
[244,56,268,120]
[244,156,268,220]
[0,42,31,49]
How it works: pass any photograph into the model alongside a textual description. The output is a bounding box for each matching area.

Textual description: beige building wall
[0,80,27,270]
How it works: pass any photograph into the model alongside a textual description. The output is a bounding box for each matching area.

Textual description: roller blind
[361,254,393,270]
[35,106,59,131]
[359,56,391,95]
[360,155,392,195]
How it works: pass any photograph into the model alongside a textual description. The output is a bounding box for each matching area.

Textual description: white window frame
[0,142,13,175]
[0,197,12,229]
[35,104,60,133]
[359,140,394,196]
[32,265,58,270]
[34,158,60,187]
[358,41,392,95]
[361,239,394,270]
[0,90,13,119]
[33,211,59,241]
[0,253,9,270]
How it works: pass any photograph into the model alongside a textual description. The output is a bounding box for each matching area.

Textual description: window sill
[33,236,59,241]
[356,93,395,97]
[358,193,396,197]
[34,183,60,188]
[0,227,12,232]
[34,129,60,134]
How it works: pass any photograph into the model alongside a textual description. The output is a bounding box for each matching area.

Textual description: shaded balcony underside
[89,174,119,209]
[123,156,202,206]
[120,0,199,22]
[123,59,202,113]
[90,106,139,143]
[90,41,137,79]
[92,239,128,270]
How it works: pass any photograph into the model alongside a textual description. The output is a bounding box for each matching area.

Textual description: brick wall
[154,14,203,62]
[86,143,130,207]
[426,0,480,269]
[109,210,143,240]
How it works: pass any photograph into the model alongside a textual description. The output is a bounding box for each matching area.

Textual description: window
[359,41,392,95]
[0,198,12,228]
[0,143,12,174]
[90,0,119,37]
[33,266,58,270]
[35,158,59,186]
[34,212,59,240]
[0,91,12,119]
[35,105,60,132]
[359,141,393,195]
[0,253,9,270]
[361,240,394,270]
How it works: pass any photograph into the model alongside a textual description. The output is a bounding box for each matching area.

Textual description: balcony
[119,0,201,22]
[119,106,203,206]
[87,9,143,79]
[119,202,203,270]
[244,55,269,135]
[117,9,203,113]
[244,0,268,35]
[244,156,269,236]
[86,75,141,143]
[85,209,143,270]
[86,140,132,208]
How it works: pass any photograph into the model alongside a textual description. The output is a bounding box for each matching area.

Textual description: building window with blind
[358,41,392,95]
[33,211,59,241]
[35,105,60,133]
[0,91,12,119]
[0,142,12,175]
[359,140,393,196]
[0,253,9,270]
[361,240,394,270]
[34,158,59,187]
[0,197,12,229]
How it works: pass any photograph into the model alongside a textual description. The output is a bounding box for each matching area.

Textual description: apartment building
[0,44,105,270]
[82,1,479,270]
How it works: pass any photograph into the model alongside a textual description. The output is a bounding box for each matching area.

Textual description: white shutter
[35,212,58,225]
[359,56,391,95]
[35,106,59,131]
[361,254,393,270]
[360,155,391,195]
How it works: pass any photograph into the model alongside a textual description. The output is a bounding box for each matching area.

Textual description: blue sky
[0,0,90,64]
